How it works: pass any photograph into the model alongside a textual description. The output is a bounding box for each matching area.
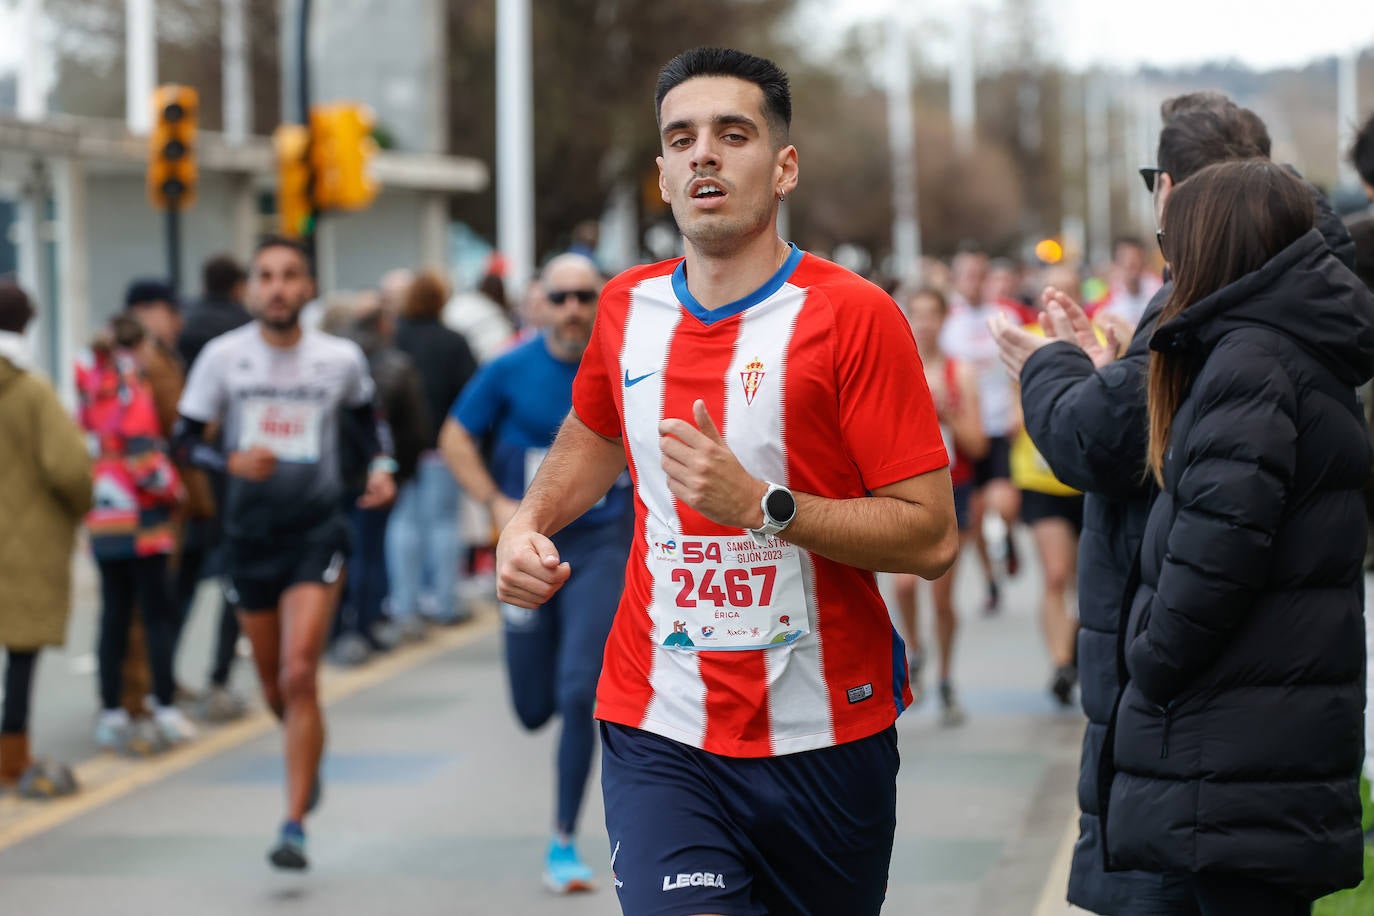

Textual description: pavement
[0,533,1091,915]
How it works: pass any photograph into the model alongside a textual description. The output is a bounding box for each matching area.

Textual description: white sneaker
[94,709,132,752]
[153,705,198,745]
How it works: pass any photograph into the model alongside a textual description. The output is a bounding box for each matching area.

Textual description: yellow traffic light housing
[274,124,313,239]
[147,85,199,210]
[309,103,379,211]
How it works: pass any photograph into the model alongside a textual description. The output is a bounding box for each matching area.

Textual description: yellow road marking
[1033,809,1083,916]
[0,609,498,853]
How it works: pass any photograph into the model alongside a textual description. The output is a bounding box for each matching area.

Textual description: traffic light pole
[296,0,318,268]
[166,201,182,294]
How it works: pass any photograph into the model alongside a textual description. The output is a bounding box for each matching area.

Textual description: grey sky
[815,0,1374,71]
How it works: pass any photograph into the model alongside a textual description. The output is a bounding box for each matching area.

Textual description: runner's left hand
[659,400,766,530]
[358,469,396,509]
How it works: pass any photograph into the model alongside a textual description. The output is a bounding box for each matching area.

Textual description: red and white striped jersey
[572,245,948,758]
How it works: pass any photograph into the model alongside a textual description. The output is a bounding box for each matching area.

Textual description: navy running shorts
[953,482,973,530]
[973,435,1012,486]
[601,721,899,916]
[223,516,350,612]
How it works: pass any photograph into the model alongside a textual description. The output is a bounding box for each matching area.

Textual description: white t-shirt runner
[178,323,375,540]
[938,296,1024,438]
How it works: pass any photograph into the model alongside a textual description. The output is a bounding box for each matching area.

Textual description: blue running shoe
[268,820,308,871]
[543,838,595,894]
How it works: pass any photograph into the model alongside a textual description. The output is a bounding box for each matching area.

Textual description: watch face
[765,487,797,524]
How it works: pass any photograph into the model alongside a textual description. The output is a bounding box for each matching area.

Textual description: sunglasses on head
[547,289,598,306]
[1139,167,1166,193]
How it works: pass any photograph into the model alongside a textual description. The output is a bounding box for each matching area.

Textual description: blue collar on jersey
[671,242,804,326]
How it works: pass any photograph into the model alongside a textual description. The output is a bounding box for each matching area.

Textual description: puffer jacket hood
[1152,227,1374,388]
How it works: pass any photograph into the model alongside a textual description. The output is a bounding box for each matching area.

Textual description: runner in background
[440,252,632,894]
[940,250,1025,613]
[1008,309,1087,706]
[892,287,986,726]
[173,237,396,871]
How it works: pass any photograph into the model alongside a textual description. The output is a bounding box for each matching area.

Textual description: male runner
[938,250,1025,612]
[497,48,957,916]
[173,237,395,870]
[440,252,632,893]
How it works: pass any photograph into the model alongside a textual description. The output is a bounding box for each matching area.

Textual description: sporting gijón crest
[740,358,765,405]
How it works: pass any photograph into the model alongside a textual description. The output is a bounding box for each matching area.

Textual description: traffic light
[147,85,199,210]
[274,124,313,238]
[309,103,379,211]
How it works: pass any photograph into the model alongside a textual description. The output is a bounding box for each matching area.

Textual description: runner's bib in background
[239,399,323,463]
[646,528,809,651]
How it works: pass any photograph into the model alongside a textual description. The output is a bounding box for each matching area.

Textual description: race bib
[646,528,810,651]
[239,398,323,463]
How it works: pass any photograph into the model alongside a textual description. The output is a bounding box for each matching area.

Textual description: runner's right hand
[227,446,277,481]
[496,526,571,609]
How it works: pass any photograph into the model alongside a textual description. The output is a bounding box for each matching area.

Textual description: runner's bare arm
[512,411,627,537]
[495,411,627,609]
[786,471,958,579]
[661,400,957,580]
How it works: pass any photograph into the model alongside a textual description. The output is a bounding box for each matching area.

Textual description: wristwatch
[749,482,797,546]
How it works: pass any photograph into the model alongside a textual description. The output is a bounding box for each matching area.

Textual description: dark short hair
[1113,236,1146,254]
[0,278,34,334]
[655,47,792,147]
[203,254,246,299]
[1351,112,1374,188]
[124,278,176,310]
[253,235,313,276]
[1157,92,1269,184]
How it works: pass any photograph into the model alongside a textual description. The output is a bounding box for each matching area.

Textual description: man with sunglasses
[439,251,633,894]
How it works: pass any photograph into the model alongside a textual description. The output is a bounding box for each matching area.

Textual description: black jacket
[394,317,478,450]
[1021,182,1358,914]
[1021,288,1182,914]
[1104,227,1374,898]
[339,329,430,490]
[177,296,252,369]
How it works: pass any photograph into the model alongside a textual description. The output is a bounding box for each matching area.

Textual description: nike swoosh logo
[624,369,659,388]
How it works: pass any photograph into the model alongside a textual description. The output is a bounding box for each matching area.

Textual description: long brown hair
[1147,159,1314,484]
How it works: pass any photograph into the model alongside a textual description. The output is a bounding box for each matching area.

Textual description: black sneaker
[983,581,1001,616]
[1005,533,1020,577]
[268,821,308,871]
[1051,665,1078,707]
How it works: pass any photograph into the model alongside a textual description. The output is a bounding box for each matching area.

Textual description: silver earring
[778,193,786,203]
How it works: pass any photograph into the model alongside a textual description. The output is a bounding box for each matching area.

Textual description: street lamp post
[497,0,535,300]
[885,19,922,285]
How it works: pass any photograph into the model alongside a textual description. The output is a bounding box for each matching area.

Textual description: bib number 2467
[648,532,808,651]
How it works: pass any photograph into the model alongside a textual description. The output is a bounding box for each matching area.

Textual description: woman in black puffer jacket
[1102,158,1374,914]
